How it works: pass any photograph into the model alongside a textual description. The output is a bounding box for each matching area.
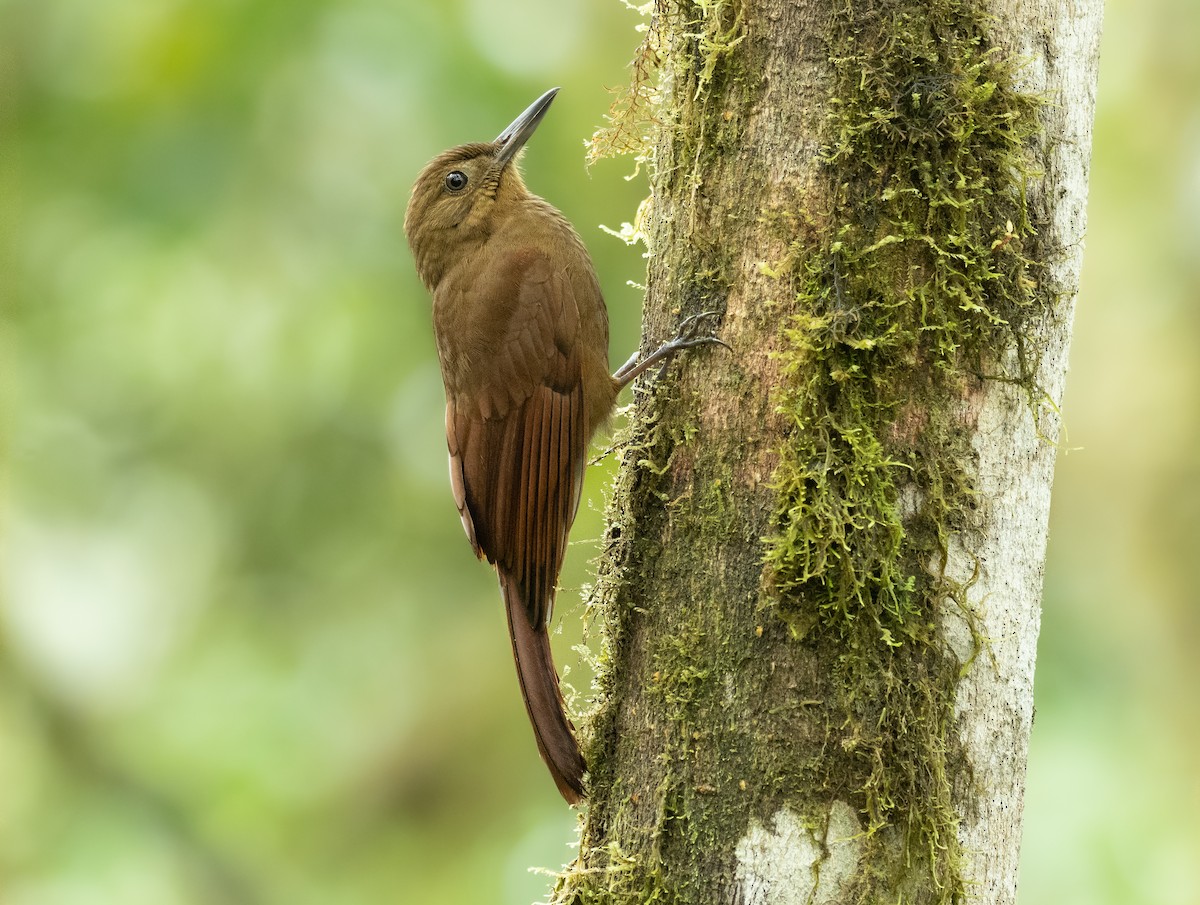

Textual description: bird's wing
[442,249,587,628]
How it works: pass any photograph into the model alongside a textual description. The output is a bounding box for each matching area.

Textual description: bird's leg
[613,311,730,390]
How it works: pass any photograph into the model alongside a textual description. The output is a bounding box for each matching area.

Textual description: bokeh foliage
[3,1,649,902]
[1,0,1197,903]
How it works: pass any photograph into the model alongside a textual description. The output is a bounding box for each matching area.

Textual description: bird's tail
[500,573,586,804]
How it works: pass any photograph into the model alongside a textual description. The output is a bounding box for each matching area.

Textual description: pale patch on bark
[735,801,863,905]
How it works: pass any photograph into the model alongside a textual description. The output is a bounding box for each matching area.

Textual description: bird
[404,87,724,803]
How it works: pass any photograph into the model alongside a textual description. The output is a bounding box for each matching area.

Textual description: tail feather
[501,573,586,804]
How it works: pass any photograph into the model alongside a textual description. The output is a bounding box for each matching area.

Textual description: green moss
[764,0,1044,901]
[562,433,761,905]
[589,0,749,183]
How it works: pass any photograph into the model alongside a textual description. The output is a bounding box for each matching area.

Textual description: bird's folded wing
[444,250,587,627]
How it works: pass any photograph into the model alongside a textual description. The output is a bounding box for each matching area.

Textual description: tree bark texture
[559,1,1101,903]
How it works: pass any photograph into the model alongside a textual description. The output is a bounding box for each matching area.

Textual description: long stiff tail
[500,573,586,804]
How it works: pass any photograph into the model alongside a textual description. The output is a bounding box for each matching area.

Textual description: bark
[559,1,1102,903]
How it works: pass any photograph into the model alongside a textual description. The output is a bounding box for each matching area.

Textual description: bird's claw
[672,310,727,347]
[612,310,730,388]
[649,311,729,380]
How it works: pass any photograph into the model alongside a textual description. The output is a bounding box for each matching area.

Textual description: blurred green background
[1,0,1196,903]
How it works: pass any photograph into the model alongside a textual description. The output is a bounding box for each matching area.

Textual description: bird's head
[404,88,559,289]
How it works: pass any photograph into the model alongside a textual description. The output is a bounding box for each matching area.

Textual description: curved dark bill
[493,87,560,169]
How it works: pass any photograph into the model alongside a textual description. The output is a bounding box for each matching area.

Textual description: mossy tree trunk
[559,0,1101,903]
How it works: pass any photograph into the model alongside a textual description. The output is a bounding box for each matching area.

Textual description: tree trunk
[559,0,1101,903]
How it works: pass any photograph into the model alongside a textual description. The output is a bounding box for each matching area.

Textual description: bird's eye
[444,171,468,192]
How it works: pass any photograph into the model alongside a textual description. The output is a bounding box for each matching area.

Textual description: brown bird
[404,88,723,803]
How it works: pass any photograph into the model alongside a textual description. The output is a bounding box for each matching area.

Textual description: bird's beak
[493,87,560,170]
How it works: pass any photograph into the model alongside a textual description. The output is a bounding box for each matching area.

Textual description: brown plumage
[404,88,724,803]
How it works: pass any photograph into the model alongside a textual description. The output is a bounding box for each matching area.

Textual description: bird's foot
[613,310,730,389]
